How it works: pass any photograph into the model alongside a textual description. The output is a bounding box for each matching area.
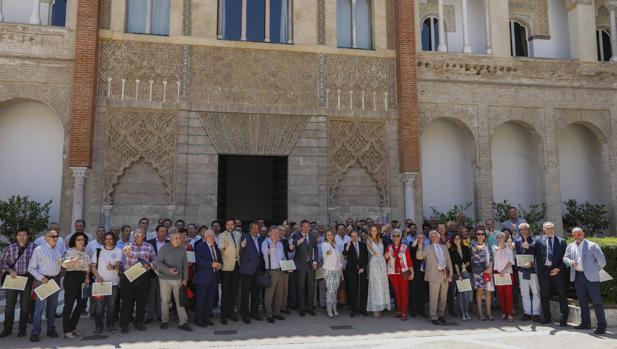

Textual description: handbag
[179,285,194,308]
[257,243,273,288]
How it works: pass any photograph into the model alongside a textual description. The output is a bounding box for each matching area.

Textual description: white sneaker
[64,332,77,339]
[72,330,82,336]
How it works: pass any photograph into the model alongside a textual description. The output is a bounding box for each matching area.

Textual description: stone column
[542,108,564,234]
[287,0,294,44]
[145,0,153,34]
[610,4,617,61]
[351,0,358,48]
[29,0,41,25]
[486,0,510,57]
[264,0,271,42]
[217,0,224,39]
[484,0,492,54]
[437,0,447,52]
[70,167,88,234]
[166,205,177,220]
[403,173,418,222]
[102,205,113,232]
[241,0,247,40]
[476,106,494,220]
[566,0,597,61]
[0,0,4,22]
[462,0,471,53]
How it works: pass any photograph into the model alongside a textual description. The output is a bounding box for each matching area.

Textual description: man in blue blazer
[239,222,263,324]
[292,220,319,316]
[533,222,569,326]
[563,227,607,334]
[193,229,221,328]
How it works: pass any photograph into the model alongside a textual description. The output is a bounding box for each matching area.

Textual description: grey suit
[292,232,319,312]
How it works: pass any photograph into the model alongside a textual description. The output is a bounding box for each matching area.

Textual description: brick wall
[394,0,420,173]
[68,0,100,167]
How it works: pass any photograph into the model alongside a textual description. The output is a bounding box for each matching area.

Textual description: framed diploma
[280,260,296,272]
[92,282,113,296]
[516,255,534,266]
[455,279,472,292]
[494,274,512,286]
[315,267,324,280]
[2,275,28,291]
[34,279,60,301]
[186,251,196,263]
[124,262,147,283]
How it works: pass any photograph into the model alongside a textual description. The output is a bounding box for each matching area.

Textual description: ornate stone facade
[509,0,550,38]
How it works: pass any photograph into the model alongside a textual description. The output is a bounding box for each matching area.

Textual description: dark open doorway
[217,155,288,227]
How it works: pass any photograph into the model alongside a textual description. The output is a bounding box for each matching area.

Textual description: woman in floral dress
[366,225,390,317]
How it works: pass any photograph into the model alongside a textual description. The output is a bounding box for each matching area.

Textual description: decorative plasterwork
[509,0,550,39]
[329,120,389,207]
[418,0,456,33]
[197,112,311,155]
[104,111,177,204]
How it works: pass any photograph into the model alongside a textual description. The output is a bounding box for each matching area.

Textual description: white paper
[124,262,147,283]
[2,275,28,291]
[280,260,297,271]
[34,279,60,301]
[599,269,613,282]
[493,274,512,286]
[516,255,534,266]
[456,279,472,292]
[186,251,196,263]
[92,282,113,296]
[315,267,324,280]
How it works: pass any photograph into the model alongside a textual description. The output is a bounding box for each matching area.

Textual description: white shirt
[335,234,351,253]
[95,247,122,285]
[574,242,584,272]
[321,242,342,271]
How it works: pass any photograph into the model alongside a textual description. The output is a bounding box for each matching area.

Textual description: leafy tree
[0,196,50,248]
[492,200,546,234]
[562,199,610,237]
[428,203,473,226]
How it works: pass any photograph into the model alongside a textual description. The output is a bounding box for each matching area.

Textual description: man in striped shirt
[27,229,64,342]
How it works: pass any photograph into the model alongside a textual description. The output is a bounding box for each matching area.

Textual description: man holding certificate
[27,229,64,343]
[514,223,540,322]
[261,226,289,323]
[119,227,155,334]
[0,229,35,338]
[91,232,122,334]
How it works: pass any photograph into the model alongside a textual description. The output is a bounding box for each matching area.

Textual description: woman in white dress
[366,225,390,317]
[321,229,343,318]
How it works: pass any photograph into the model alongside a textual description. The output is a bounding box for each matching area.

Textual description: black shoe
[17,329,26,337]
[228,314,239,322]
[532,315,541,323]
[360,311,369,316]
[135,324,146,331]
[349,312,356,317]
[144,318,153,325]
[306,309,316,316]
[178,324,192,332]
[205,319,214,326]
[299,310,306,317]
[431,320,440,325]
[30,334,40,342]
[242,317,251,325]
[160,323,168,330]
[281,309,291,315]
[121,327,129,334]
[267,317,275,323]
[559,319,568,327]
[220,317,228,325]
[540,320,551,324]
[594,327,606,335]
[438,317,447,324]
[251,315,263,321]
[574,324,591,330]
[47,330,59,338]
[409,313,417,318]
[274,314,285,321]
[0,330,10,338]
[521,314,531,321]
[194,320,207,328]
[418,312,428,318]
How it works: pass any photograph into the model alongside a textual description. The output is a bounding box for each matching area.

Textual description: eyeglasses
[76,238,85,241]
[476,233,486,236]
[48,235,59,239]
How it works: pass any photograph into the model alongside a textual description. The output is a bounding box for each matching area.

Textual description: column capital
[70,166,88,180]
[402,172,419,185]
[102,205,113,215]
[608,1,617,11]
[166,205,177,218]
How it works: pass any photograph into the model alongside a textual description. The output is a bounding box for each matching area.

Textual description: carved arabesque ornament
[103,111,177,204]
[329,120,388,207]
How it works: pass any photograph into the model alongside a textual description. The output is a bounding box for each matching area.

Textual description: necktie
[210,245,216,261]
[547,237,553,263]
[354,242,359,256]
[435,245,446,269]
[304,235,310,263]
[230,233,236,247]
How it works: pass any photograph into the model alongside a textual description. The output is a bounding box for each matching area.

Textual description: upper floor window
[218,0,292,44]
[509,20,529,57]
[337,0,373,49]
[126,0,170,36]
[596,29,612,62]
[0,0,66,26]
[421,17,439,51]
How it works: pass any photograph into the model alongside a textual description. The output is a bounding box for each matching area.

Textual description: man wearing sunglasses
[27,229,65,342]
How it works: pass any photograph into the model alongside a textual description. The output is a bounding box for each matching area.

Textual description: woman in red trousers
[492,231,515,321]
[385,229,414,320]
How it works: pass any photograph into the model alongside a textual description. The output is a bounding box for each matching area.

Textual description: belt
[43,274,58,279]
[268,268,281,271]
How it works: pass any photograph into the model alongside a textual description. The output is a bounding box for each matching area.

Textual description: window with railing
[126,0,170,36]
[337,0,373,49]
[218,0,292,44]
[596,29,612,62]
[421,16,440,52]
[0,0,66,26]
[509,20,529,57]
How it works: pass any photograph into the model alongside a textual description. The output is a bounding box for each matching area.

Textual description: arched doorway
[0,100,64,221]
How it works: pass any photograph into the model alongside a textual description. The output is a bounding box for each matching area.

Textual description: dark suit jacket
[280,238,291,260]
[409,242,425,274]
[292,232,319,269]
[533,234,567,273]
[239,234,262,275]
[342,240,368,275]
[147,238,167,254]
[193,242,221,285]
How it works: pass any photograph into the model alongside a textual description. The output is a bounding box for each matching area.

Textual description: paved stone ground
[0,309,615,349]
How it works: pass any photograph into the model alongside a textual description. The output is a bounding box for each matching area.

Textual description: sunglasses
[476,233,486,236]
[48,235,59,239]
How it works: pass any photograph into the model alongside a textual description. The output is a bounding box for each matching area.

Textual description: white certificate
[280,260,296,271]
[186,251,196,263]
[315,267,324,280]
[124,262,147,283]
[494,274,512,286]
[516,255,534,266]
[600,269,613,282]
[456,279,472,292]
[92,282,113,296]
[34,279,60,301]
[2,275,28,291]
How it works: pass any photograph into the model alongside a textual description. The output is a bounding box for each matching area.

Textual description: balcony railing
[0,0,66,27]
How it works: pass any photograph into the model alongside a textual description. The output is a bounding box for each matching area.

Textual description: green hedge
[576,238,617,304]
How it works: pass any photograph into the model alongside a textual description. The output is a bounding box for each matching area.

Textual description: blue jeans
[95,285,118,330]
[456,272,472,315]
[574,271,606,329]
[31,276,60,335]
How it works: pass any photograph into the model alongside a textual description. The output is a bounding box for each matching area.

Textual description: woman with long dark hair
[61,232,90,339]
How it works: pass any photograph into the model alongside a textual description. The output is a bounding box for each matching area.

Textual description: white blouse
[321,242,342,271]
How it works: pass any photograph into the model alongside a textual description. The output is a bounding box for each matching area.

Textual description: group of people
[0,207,609,344]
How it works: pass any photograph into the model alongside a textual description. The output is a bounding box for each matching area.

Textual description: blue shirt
[261,238,286,269]
[28,242,64,281]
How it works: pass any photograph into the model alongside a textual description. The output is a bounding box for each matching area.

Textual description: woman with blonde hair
[366,225,390,317]
[320,229,343,318]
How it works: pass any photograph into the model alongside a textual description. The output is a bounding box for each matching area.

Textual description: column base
[438,45,447,52]
[463,46,472,54]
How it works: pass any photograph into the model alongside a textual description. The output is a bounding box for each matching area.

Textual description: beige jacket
[218,230,242,272]
[416,243,453,283]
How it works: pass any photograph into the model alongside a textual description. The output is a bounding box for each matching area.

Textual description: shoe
[228,314,239,322]
[559,319,568,327]
[394,312,402,318]
[521,314,531,321]
[410,313,417,318]
[251,315,263,321]
[594,327,606,335]
[418,312,428,318]
[574,324,591,330]
[17,329,26,337]
[144,318,153,324]
[220,317,228,325]
[160,323,168,330]
[65,331,78,339]
[92,328,103,335]
[107,327,117,334]
[507,316,514,322]
[281,309,291,315]
[373,311,382,318]
[360,311,369,317]
[533,315,541,323]
[47,330,59,338]
[72,329,83,336]
[333,307,339,316]
[306,309,316,316]
[438,317,446,324]
[274,314,285,321]
[350,312,357,317]
[327,307,334,318]
[178,324,192,332]
[135,324,146,331]
[0,330,10,338]
[431,320,440,325]
[30,334,40,342]
[242,317,251,325]
[267,317,275,323]
[120,327,129,334]
[194,320,207,328]
[401,314,407,321]
[205,319,214,326]
[299,310,306,317]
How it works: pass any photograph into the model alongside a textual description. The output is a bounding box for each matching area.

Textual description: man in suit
[193,229,221,328]
[239,222,263,324]
[145,225,168,323]
[291,220,319,316]
[342,230,368,317]
[408,230,428,318]
[500,207,527,238]
[563,227,607,334]
[533,221,568,326]
[416,230,453,325]
[218,218,242,324]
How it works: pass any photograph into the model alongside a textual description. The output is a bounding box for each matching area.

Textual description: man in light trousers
[261,227,289,323]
